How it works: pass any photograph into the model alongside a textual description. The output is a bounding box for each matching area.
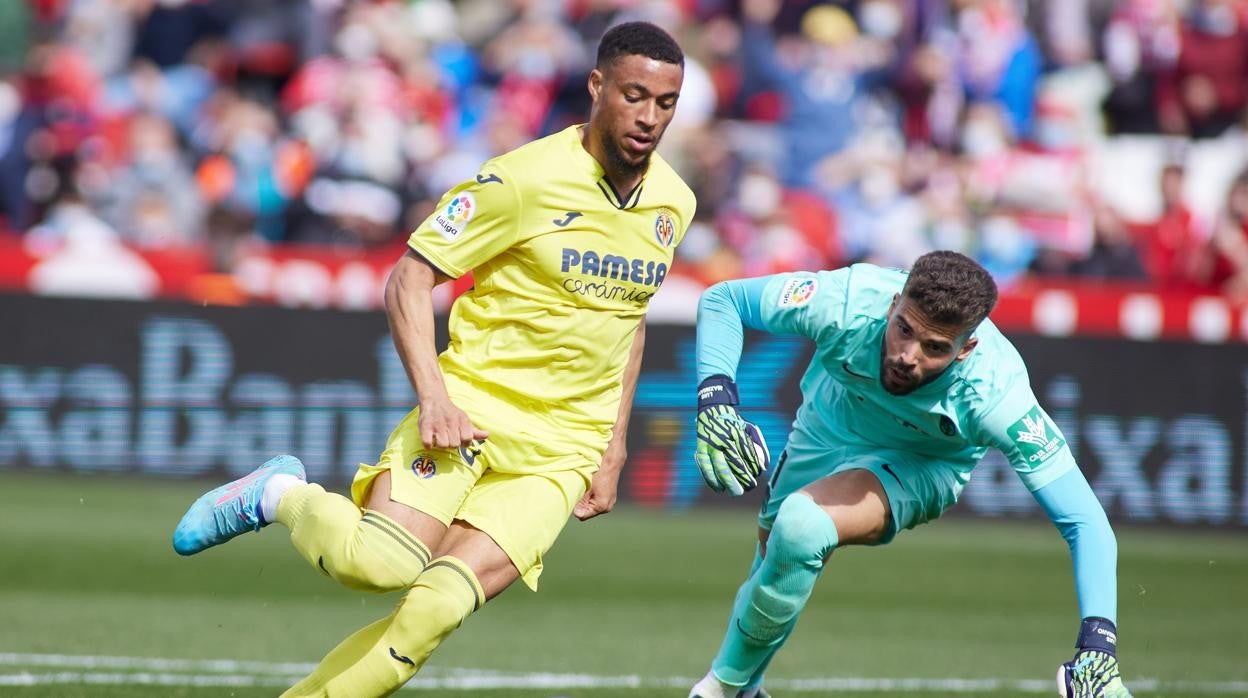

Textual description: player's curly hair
[596,21,684,69]
[902,251,998,333]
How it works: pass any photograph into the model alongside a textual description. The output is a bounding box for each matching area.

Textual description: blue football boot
[172,455,305,556]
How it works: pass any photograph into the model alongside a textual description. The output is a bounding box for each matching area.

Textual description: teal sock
[723,544,788,692]
[744,624,793,690]
[712,495,838,686]
[720,544,764,681]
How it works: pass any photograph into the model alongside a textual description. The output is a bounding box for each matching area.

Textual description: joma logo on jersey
[1010,407,1065,464]
[560,248,668,287]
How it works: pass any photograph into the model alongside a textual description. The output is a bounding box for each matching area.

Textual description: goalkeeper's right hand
[1058,618,1133,698]
[695,375,770,496]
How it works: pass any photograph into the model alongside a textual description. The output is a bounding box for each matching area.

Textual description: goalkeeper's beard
[879,340,922,395]
[879,344,949,396]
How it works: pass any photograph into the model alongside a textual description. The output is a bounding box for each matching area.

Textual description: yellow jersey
[406,125,696,470]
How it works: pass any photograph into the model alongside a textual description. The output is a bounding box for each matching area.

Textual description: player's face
[880,295,977,396]
[587,54,683,176]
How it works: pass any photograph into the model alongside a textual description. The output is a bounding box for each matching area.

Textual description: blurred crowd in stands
[4,0,1248,300]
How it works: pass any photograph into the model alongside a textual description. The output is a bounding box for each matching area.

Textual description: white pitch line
[2,654,1247,694]
[0,653,313,675]
[0,671,294,688]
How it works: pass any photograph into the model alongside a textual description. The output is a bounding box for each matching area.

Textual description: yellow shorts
[351,407,596,591]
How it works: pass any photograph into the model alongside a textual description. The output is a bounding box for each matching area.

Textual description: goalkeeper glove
[1058,617,1133,698]
[695,375,770,496]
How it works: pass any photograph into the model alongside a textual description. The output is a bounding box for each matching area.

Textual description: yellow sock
[276,483,430,592]
[281,556,486,698]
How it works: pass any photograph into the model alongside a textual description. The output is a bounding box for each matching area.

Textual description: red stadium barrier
[992,278,1248,343]
[2,235,1245,340]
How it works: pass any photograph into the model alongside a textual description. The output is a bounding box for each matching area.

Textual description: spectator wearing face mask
[953,0,1044,140]
[827,132,927,268]
[716,163,841,277]
[737,0,896,189]
[1157,0,1248,138]
[960,99,1096,277]
[1101,0,1181,134]
[194,96,300,242]
[101,111,204,248]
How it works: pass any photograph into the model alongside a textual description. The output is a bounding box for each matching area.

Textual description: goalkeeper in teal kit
[688,251,1133,698]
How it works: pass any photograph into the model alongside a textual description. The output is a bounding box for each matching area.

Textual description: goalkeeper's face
[879,295,978,396]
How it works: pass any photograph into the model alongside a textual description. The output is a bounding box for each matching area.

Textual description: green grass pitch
[0,471,1245,697]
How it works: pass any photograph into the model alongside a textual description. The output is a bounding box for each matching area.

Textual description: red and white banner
[993,278,1248,343]
[1,236,1245,342]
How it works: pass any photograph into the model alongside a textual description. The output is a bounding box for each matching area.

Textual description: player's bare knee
[769,494,839,567]
[822,507,888,546]
[802,469,890,546]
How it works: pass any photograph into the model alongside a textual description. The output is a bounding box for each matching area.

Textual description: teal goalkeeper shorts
[759,423,970,544]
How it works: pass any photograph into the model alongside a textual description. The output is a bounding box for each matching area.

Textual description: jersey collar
[569,124,647,210]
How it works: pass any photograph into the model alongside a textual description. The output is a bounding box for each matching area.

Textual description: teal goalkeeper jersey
[696,263,1076,492]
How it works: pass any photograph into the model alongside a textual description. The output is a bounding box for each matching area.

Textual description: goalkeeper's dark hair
[596,21,684,70]
[901,251,998,334]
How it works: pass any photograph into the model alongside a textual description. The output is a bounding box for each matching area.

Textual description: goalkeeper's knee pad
[768,494,839,569]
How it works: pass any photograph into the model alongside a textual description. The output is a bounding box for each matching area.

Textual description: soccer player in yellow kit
[172,21,693,697]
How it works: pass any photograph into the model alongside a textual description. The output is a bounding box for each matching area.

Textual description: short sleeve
[406,163,521,278]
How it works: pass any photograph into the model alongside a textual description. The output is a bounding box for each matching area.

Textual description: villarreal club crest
[411,455,437,479]
[654,210,675,248]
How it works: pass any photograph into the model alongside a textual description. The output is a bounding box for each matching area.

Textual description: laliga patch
[778,278,817,307]
[433,192,475,241]
[1009,407,1066,465]
[410,454,437,479]
[654,210,675,248]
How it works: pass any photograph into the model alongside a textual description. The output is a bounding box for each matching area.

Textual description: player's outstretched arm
[575,322,645,521]
[384,249,488,449]
[695,278,770,382]
[1031,468,1133,698]
[694,278,776,495]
